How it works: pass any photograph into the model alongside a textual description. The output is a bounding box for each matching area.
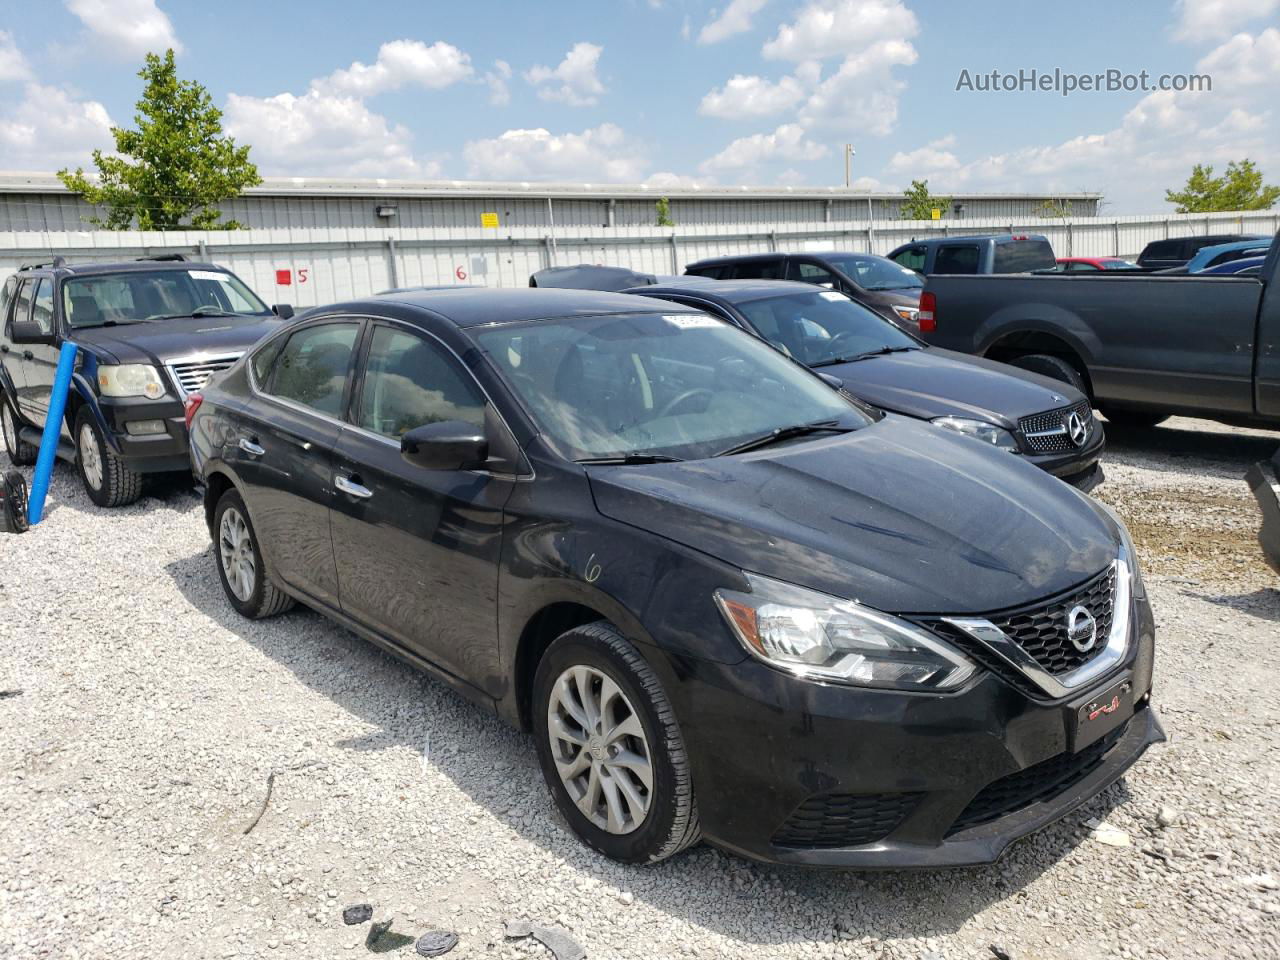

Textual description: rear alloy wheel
[533,622,701,864]
[213,488,294,620]
[1,394,37,466]
[74,409,143,507]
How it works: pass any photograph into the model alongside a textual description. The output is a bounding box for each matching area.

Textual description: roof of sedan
[627,278,821,303]
[366,286,698,327]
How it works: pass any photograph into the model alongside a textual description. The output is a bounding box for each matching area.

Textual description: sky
[0,0,1276,212]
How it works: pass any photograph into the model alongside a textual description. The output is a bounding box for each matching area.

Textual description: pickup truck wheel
[213,488,295,619]
[533,622,701,864]
[1,393,37,466]
[1008,354,1089,398]
[1099,407,1168,429]
[74,409,143,508]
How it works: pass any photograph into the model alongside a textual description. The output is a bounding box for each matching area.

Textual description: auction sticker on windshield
[190,270,233,282]
[819,291,847,301]
[664,314,720,329]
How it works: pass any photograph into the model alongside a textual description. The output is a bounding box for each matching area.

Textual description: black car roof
[627,279,819,304]
[358,287,699,328]
[19,259,230,277]
[686,252,784,267]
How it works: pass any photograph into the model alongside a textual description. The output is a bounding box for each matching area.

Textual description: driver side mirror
[9,320,54,345]
[401,420,489,471]
[272,303,295,319]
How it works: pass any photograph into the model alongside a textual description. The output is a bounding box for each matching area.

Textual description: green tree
[1037,199,1074,218]
[1165,160,1280,213]
[58,50,261,230]
[900,179,951,220]
[655,196,675,227]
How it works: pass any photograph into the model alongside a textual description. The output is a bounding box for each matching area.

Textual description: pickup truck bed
[919,234,1280,427]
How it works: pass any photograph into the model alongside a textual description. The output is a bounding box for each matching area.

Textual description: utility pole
[843,144,855,188]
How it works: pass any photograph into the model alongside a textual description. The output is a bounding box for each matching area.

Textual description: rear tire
[1,393,37,466]
[533,622,701,864]
[213,488,295,620]
[75,409,142,507]
[1099,407,1168,429]
[1007,354,1089,398]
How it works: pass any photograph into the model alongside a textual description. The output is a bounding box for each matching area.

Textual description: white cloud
[462,124,645,181]
[699,73,806,117]
[644,171,714,189]
[314,40,473,97]
[1172,0,1280,42]
[1197,27,1280,87]
[65,0,182,57]
[762,0,917,61]
[798,38,917,133]
[698,0,770,45]
[526,42,606,106]
[887,135,960,173]
[700,123,828,175]
[484,60,512,106]
[224,90,434,178]
[0,30,30,83]
[0,82,113,170]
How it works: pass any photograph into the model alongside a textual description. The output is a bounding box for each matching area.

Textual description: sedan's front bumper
[658,591,1158,868]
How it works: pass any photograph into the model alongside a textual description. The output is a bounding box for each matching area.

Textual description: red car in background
[1055,257,1142,272]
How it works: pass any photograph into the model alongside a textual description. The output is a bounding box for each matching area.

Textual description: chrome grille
[166,354,241,398]
[1018,400,1094,454]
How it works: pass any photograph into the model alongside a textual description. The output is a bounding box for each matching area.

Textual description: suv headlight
[98,364,166,400]
[932,416,1018,452]
[714,573,977,690]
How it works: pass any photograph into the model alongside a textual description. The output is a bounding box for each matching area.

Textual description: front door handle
[335,475,373,499]
[238,437,266,457]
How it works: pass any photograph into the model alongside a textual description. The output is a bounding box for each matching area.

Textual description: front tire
[75,409,142,507]
[533,622,701,864]
[213,488,295,620]
[1099,407,1169,429]
[1008,353,1089,398]
[1,393,37,466]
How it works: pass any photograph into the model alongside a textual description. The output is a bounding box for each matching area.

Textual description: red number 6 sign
[455,265,468,281]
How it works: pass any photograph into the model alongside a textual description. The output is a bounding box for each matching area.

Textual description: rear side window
[728,260,785,280]
[992,240,1056,273]
[267,322,360,417]
[788,261,837,285]
[0,277,15,332]
[934,245,981,274]
[1140,240,1181,261]
[685,265,727,279]
[12,279,36,328]
[890,246,926,272]
[356,326,486,439]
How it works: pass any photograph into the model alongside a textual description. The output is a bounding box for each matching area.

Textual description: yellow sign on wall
[931,208,941,220]
[480,212,500,228]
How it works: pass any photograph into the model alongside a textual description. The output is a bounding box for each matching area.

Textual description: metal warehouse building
[0,172,1101,233]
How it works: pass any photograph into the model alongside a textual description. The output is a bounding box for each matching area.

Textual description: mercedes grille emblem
[1067,605,1099,653]
[1066,411,1088,447]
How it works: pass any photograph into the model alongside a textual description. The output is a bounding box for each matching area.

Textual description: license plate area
[1071,675,1134,752]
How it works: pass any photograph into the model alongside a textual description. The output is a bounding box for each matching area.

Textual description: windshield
[822,254,924,290]
[736,290,917,367]
[62,269,271,328]
[473,311,872,462]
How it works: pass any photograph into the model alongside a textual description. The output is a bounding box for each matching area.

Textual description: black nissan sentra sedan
[187,288,1162,868]
[622,279,1106,491]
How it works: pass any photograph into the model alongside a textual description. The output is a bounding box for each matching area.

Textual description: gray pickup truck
[917,234,1280,428]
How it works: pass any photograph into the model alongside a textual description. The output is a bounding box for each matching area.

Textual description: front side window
[267,322,360,417]
[12,279,35,329]
[357,326,486,439]
[934,245,981,274]
[790,261,837,287]
[474,311,871,462]
[62,269,270,329]
[737,291,917,367]
[32,279,55,335]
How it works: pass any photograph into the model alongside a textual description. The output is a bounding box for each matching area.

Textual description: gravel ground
[1,416,1278,960]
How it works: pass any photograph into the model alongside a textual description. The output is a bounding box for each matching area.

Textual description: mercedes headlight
[932,416,1018,452]
[714,573,977,690]
[892,305,919,324]
[98,364,166,400]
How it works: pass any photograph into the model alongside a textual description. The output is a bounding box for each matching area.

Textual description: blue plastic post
[27,341,78,526]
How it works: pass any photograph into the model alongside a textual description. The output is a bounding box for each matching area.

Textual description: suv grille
[773,792,923,849]
[1018,400,1094,454]
[167,355,241,398]
[921,565,1117,697]
[946,722,1128,835]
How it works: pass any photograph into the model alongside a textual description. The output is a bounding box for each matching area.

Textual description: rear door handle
[238,438,266,456]
[335,475,373,499]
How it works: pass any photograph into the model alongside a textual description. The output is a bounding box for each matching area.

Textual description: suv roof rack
[136,253,188,262]
[18,256,66,271]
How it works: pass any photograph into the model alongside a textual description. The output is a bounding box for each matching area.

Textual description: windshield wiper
[813,345,917,366]
[714,419,850,457]
[144,307,239,322]
[74,319,149,328]
[576,453,685,465]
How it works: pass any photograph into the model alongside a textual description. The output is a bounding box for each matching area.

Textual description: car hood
[588,416,1117,615]
[825,348,1082,427]
[71,314,283,365]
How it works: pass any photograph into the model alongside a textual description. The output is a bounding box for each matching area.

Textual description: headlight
[98,364,166,400]
[892,305,919,324]
[1093,501,1146,599]
[932,416,1018,452]
[714,573,978,690]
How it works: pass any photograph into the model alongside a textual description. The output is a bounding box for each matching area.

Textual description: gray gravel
[1,416,1278,959]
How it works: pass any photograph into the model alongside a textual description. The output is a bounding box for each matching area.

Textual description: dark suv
[0,256,284,506]
[189,287,1161,868]
[1136,233,1267,270]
